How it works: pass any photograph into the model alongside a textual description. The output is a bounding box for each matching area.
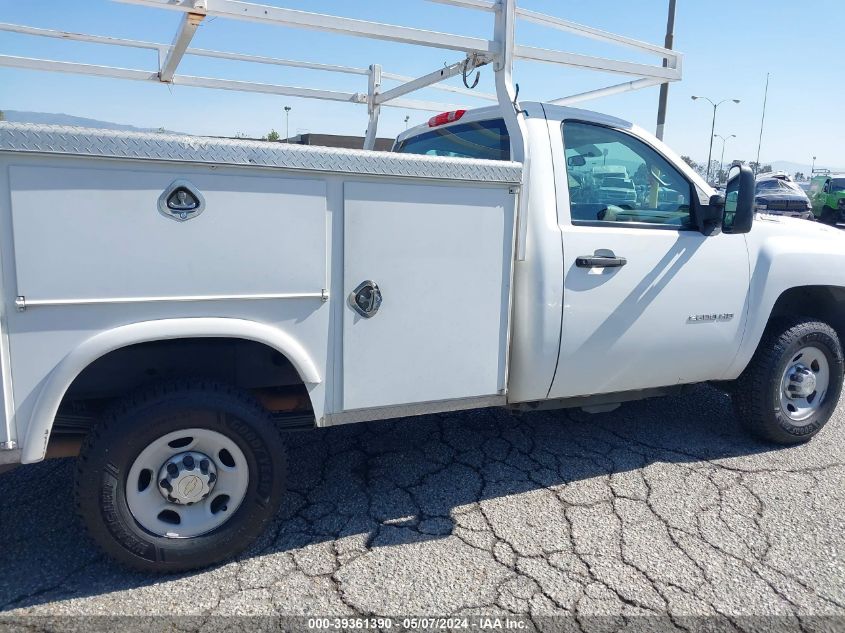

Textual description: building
[284,133,395,152]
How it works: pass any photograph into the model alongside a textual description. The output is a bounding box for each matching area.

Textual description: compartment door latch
[158,180,205,222]
[348,280,382,319]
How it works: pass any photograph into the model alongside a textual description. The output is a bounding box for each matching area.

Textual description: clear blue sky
[1,0,843,169]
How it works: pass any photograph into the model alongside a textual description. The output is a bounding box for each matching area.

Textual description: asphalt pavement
[1,385,843,627]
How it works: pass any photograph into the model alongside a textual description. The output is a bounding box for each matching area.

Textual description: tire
[819,206,838,226]
[76,380,287,573]
[733,318,844,445]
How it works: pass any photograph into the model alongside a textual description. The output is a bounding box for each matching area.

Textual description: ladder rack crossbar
[516,8,679,62]
[515,45,681,81]
[0,54,462,112]
[0,21,495,103]
[116,0,495,55]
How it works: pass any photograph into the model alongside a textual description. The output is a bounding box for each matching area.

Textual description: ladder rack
[0,0,682,152]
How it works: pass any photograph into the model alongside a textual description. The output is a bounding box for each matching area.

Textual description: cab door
[547,118,750,400]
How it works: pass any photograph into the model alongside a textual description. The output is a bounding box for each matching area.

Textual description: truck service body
[1,0,844,571]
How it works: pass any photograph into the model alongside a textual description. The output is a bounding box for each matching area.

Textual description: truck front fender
[726,228,845,379]
[21,317,321,463]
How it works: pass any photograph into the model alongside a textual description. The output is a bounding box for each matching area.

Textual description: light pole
[812,156,817,175]
[284,106,292,143]
[754,73,770,176]
[714,133,736,185]
[404,115,410,130]
[691,95,740,183]
[655,0,677,140]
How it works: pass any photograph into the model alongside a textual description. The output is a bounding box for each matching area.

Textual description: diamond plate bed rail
[0,123,523,184]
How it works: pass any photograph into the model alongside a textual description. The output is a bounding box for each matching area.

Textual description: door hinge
[321,289,330,303]
[15,296,26,312]
[0,440,17,450]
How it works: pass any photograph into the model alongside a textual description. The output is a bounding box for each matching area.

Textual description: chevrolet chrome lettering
[688,314,735,323]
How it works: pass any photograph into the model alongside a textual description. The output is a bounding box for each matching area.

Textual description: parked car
[596,175,638,208]
[809,174,845,225]
[754,173,814,220]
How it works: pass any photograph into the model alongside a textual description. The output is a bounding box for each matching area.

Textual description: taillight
[428,109,466,127]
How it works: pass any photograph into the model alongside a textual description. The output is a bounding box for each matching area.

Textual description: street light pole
[284,106,292,143]
[754,73,770,176]
[655,0,677,141]
[714,133,736,185]
[812,156,817,175]
[691,96,740,183]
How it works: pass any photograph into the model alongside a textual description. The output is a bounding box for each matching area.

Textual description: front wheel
[76,380,287,573]
[819,206,839,226]
[733,319,844,445]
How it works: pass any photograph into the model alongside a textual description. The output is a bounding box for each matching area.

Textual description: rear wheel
[733,319,844,444]
[76,380,287,572]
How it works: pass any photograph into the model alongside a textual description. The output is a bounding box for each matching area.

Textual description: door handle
[575,255,627,268]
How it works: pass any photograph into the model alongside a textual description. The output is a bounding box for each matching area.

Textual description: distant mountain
[0,110,181,134]
[770,160,845,178]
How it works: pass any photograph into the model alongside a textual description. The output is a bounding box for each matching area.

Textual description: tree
[633,163,650,186]
[0,110,5,122]
[680,155,700,172]
[749,162,773,176]
[705,159,721,183]
[794,171,805,182]
[264,129,280,142]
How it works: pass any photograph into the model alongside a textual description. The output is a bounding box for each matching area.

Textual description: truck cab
[398,102,845,430]
[397,104,739,399]
[809,174,845,225]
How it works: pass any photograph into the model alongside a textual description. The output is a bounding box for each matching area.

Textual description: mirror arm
[697,194,725,236]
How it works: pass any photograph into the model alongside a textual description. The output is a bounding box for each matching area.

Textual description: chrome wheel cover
[780,346,830,424]
[126,428,249,538]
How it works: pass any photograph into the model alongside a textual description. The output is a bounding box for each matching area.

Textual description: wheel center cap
[787,366,816,398]
[178,475,204,501]
[157,451,217,505]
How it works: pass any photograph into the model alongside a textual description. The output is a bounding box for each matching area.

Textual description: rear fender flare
[21,318,321,463]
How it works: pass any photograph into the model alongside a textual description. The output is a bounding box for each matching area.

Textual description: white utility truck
[1,0,844,572]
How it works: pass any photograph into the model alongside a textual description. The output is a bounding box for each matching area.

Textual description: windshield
[756,178,802,193]
[395,119,510,161]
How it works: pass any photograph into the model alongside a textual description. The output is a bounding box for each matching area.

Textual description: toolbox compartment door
[8,163,327,303]
[342,180,515,411]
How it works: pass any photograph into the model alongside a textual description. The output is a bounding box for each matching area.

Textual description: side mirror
[567,155,586,167]
[723,164,755,234]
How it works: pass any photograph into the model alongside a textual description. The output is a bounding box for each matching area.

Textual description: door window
[562,121,693,229]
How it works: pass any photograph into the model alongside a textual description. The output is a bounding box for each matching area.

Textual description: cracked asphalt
[1,385,844,626]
